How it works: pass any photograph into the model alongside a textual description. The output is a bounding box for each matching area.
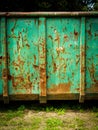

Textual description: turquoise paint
[7,18,39,94]
[0,14,98,99]
[86,18,98,93]
[0,18,3,94]
[46,18,80,93]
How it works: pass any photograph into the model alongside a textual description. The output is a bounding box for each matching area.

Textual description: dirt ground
[0,101,98,130]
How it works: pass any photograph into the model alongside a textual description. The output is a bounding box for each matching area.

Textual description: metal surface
[79,17,86,103]
[1,18,9,103]
[0,12,98,103]
[0,12,98,17]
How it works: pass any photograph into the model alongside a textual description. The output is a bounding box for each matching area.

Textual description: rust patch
[88,63,95,80]
[64,35,68,42]
[40,67,46,96]
[48,35,53,40]
[87,30,92,36]
[17,56,25,66]
[0,56,2,59]
[8,75,33,93]
[34,55,36,64]
[74,30,78,40]
[33,65,39,70]
[26,43,30,48]
[53,62,57,72]
[11,21,17,33]
[55,35,60,43]
[76,58,80,65]
[47,82,71,94]
[86,83,98,93]
[17,41,21,51]
[46,75,49,79]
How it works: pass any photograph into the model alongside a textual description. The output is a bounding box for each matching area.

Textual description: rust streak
[8,75,33,93]
[33,65,39,69]
[53,62,57,72]
[47,82,71,94]
[64,35,68,42]
[11,20,17,33]
[26,43,30,48]
[40,68,46,96]
[74,30,78,40]
[48,35,53,40]
[34,55,36,64]
[87,30,92,36]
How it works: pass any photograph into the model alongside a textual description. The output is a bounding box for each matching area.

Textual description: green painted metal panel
[0,18,3,94]
[86,18,98,94]
[7,18,39,94]
[46,18,80,94]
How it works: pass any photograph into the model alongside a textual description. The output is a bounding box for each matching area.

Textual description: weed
[46,118,63,128]
[46,106,54,112]
[54,108,65,115]
[75,118,85,130]
[31,117,42,129]
[95,112,98,118]
[17,105,25,111]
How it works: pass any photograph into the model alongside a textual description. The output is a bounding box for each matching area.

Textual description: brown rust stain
[74,30,78,40]
[86,82,98,93]
[55,34,60,43]
[17,56,25,66]
[34,55,36,64]
[8,74,33,93]
[81,45,85,57]
[11,21,17,33]
[33,65,39,70]
[0,56,2,59]
[48,35,53,40]
[17,41,21,51]
[64,35,68,42]
[53,62,57,72]
[87,63,98,92]
[40,68,46,96]
[87,30,92,36]
[88,63,95,81]
[47,82,71,94]
[26,43,30,48]
[76,58,80,65]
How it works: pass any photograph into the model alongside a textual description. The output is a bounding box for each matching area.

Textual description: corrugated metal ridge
[0,12,98,17]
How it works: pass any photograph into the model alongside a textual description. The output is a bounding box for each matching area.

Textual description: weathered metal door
[7,18,40,102]
[46,18,81,97]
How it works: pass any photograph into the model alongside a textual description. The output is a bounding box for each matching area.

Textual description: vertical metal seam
[39,17,47,103]
[1,17,9,104]
[79,17,86,103]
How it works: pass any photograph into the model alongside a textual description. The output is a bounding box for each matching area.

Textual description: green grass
[46,117,64,129]
[0,101,98,130]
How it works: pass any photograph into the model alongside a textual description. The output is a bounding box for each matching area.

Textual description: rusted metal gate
[0,12,98,103]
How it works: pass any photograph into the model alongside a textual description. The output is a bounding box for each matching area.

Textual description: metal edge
[0,12,98,17]
[79,17,86,103]
[39,17,47,103]
[1,17,9,104]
